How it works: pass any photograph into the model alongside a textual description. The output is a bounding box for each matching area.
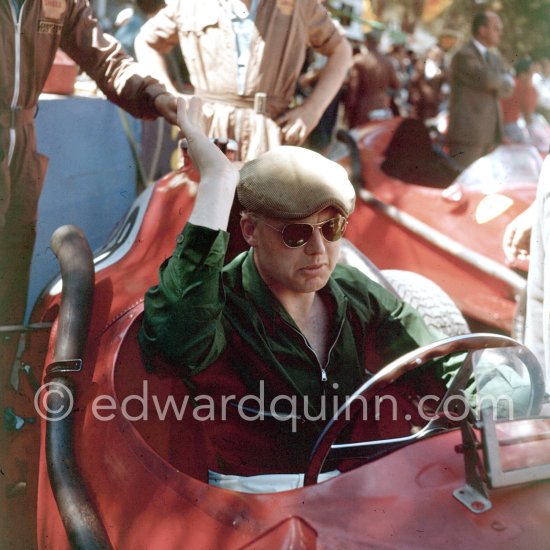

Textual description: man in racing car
[139,97,528,493]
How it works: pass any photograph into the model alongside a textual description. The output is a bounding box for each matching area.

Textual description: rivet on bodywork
[491,521,507,531]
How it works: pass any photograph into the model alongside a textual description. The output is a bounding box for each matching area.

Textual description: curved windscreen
[455,144,543,193]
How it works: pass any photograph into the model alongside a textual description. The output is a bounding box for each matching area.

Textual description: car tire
[381,269,470,337]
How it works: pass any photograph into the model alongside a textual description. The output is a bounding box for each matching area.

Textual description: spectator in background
[344,30,400,128]
[447,10,514,169]
[500,58,537,145]
[387,43,412,115]
[135,0,352,161]
[114,0,166,58]
[408,46,447,122]
[500,57,550,154]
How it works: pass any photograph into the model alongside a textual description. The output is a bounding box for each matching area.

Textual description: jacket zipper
[8,0,25,165]
[284,313,346,385]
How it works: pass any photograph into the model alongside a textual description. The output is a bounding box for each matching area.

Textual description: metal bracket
[45,359,83,379]
[453,407,492,514]
[453,483,492,514]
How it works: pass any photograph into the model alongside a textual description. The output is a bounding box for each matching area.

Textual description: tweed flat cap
[237,146,355,219]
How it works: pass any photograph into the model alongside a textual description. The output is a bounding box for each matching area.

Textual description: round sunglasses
[261,217,348,248]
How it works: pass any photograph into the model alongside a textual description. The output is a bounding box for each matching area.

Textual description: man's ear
[240,216,258,246]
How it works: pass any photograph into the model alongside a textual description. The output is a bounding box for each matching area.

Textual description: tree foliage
[329,1,550,63]
[443,0,550,61]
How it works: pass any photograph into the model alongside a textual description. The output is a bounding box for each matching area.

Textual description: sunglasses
[261,217,348,248]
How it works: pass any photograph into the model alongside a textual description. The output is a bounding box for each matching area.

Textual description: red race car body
[4,122,549,549]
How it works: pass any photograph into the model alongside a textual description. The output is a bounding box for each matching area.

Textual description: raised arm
[138,97,239,367]
[60,0,178,123]
[179,97,240,230]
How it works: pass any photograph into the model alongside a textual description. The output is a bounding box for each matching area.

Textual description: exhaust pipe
[44,225,113,550]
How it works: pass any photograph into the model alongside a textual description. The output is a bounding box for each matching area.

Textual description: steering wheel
[304,333,545,486]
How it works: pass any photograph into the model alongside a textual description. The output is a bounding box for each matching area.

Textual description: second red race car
[327,116,542,336]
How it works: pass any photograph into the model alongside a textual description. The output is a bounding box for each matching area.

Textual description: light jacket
[137,0,344,160]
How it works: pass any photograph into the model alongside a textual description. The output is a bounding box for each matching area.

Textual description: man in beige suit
[447,10,514,169]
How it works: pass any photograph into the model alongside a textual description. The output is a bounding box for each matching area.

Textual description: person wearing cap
[138,97,466,492]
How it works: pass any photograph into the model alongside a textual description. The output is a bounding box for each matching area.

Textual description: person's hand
[154,93,178,125]
[177,96,239,186]
[179,96,239,230]
[502,205,534,266]
[276,103,320,146]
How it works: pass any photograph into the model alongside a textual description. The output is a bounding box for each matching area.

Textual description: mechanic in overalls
[135,0,352,161]
[0,0,178,375]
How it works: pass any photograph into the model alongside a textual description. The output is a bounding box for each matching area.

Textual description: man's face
[479,12,503,48]
[244,207,343,296]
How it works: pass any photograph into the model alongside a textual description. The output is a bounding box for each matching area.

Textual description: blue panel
[29,95,141,319]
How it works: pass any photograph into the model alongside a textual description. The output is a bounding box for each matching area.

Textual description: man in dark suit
[447,10,514,169]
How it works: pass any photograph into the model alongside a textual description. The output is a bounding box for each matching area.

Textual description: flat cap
[237,146,355,220]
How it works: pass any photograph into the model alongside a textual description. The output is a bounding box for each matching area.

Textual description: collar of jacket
[238,247,349,332]
[471,38,489,60]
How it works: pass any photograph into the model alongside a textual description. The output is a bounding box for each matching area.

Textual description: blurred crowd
[311,19,550,161]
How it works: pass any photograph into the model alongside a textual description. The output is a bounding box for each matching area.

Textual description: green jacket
[138,224,467,474]
[139,223,459,392]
